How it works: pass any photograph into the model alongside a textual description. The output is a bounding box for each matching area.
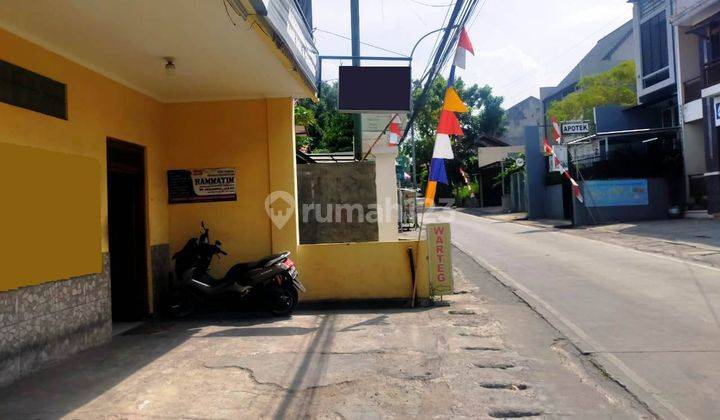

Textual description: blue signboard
[584,179,649,207]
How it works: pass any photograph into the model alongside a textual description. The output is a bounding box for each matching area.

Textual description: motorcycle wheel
[268,283,298,317]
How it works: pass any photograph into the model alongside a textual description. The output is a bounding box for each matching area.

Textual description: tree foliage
[400,76,507,190]
[295,81,354,152]
[547,60,637,122]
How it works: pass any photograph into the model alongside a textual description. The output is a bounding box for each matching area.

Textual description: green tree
[547,60,637,122]
[295,81,354,153]
[400,76,507,190]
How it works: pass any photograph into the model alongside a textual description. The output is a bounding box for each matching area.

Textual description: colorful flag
[570,178,584,203]
[425,181,438,207]
[428,157,448,184]
[551,116,562,144]
[453,28,474,69]
[388,115,401,146]
[443,87,468,113]
[437,110,464,136]
[433,134,454,159]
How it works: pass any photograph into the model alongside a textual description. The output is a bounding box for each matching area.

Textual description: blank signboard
[338,66,411,113]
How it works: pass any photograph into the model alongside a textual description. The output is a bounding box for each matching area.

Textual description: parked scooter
[169,222,305,317]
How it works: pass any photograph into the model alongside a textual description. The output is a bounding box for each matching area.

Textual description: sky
[311,0,634,108]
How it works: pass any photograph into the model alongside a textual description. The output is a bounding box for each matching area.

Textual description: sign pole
[351,0,363,161]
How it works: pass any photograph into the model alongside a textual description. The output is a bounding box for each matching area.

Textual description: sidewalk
[477,210,720,269]
[0,250,649,419]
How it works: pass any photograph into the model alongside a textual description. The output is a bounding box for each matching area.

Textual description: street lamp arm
[409,25,460,60]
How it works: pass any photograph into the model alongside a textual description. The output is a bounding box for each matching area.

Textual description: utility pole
[411,124,418,227]
[351,0,363,160]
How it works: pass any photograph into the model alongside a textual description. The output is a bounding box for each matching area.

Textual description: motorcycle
[169,222,305,317]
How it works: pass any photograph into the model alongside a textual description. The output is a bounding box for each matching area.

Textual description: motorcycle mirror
[201,221,205,229]
[215,240,222,246]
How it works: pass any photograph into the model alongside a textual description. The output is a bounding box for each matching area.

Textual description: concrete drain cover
[449,309,476,315]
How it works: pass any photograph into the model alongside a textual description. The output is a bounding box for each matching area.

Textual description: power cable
[314,28,408,57]
[408,0,455,7]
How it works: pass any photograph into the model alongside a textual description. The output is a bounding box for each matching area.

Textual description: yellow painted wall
[0,28,168,291]
[165,100,274,277]
[0,142,102,290]
[297,241,430,301]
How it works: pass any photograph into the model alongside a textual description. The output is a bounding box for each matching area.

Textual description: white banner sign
[561,121,590,135]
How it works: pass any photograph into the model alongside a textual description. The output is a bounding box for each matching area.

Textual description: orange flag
[443,88,468,113]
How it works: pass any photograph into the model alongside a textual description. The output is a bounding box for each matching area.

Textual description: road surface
[442,209,720,419]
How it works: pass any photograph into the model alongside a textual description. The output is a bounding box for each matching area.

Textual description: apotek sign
[561,121,590,135]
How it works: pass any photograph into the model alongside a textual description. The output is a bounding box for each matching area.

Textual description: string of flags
[542,136,584,203]
[388,115,402,146]
[425,28,474,207]
[551,116,562,144]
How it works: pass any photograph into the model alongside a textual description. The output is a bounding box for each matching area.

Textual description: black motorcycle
[169,222,305,317]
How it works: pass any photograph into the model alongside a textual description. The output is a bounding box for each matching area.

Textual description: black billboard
[338,66,411,113]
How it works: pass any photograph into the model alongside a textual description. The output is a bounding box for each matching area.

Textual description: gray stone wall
[297,162,379,244]
[0,254,111,387]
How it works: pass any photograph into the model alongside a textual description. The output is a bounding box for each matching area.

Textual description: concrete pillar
[524,125,546,219]
[266,98,300,255]
[375,153,399,242]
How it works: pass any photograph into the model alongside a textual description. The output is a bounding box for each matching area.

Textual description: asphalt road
[442,209,720,419]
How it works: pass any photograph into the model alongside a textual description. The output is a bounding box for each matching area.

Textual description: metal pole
[411,123,418,227]
[351,0,363,160]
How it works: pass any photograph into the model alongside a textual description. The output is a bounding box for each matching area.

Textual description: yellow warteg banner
[427,223,453,295]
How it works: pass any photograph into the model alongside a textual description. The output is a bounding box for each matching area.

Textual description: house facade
[671,0,720,215]
[0,0,429,386]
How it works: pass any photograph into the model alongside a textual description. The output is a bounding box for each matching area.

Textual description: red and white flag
[388,115,401,146]
[542,138,553,155]
[570,178,584,203]
[453,28,474,69]
[551,116,562,144]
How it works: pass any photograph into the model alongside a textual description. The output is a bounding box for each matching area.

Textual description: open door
[107,139,149,321]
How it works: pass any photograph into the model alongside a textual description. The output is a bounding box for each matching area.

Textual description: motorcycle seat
[235,253,290,271]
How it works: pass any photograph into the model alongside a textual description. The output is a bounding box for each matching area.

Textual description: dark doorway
[107,139,149,321]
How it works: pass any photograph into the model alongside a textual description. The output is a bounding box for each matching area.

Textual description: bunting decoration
[542,137,553,156]
[388,115,402,146]
[437,110,465,136]
[453,28,475,69]
[443,87,468,113]
[425,28,474,208]
[544,143,584,203]
[551,116,562,144]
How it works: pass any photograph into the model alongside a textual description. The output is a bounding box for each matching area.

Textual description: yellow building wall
[0,142,102,290]
[0,28,168,291]
[297,241,430,301]
[165,100,275,277]
[0,27,433,302]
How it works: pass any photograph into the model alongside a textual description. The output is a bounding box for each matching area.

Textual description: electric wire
[408,0,455,7]
[314,27,408,57]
